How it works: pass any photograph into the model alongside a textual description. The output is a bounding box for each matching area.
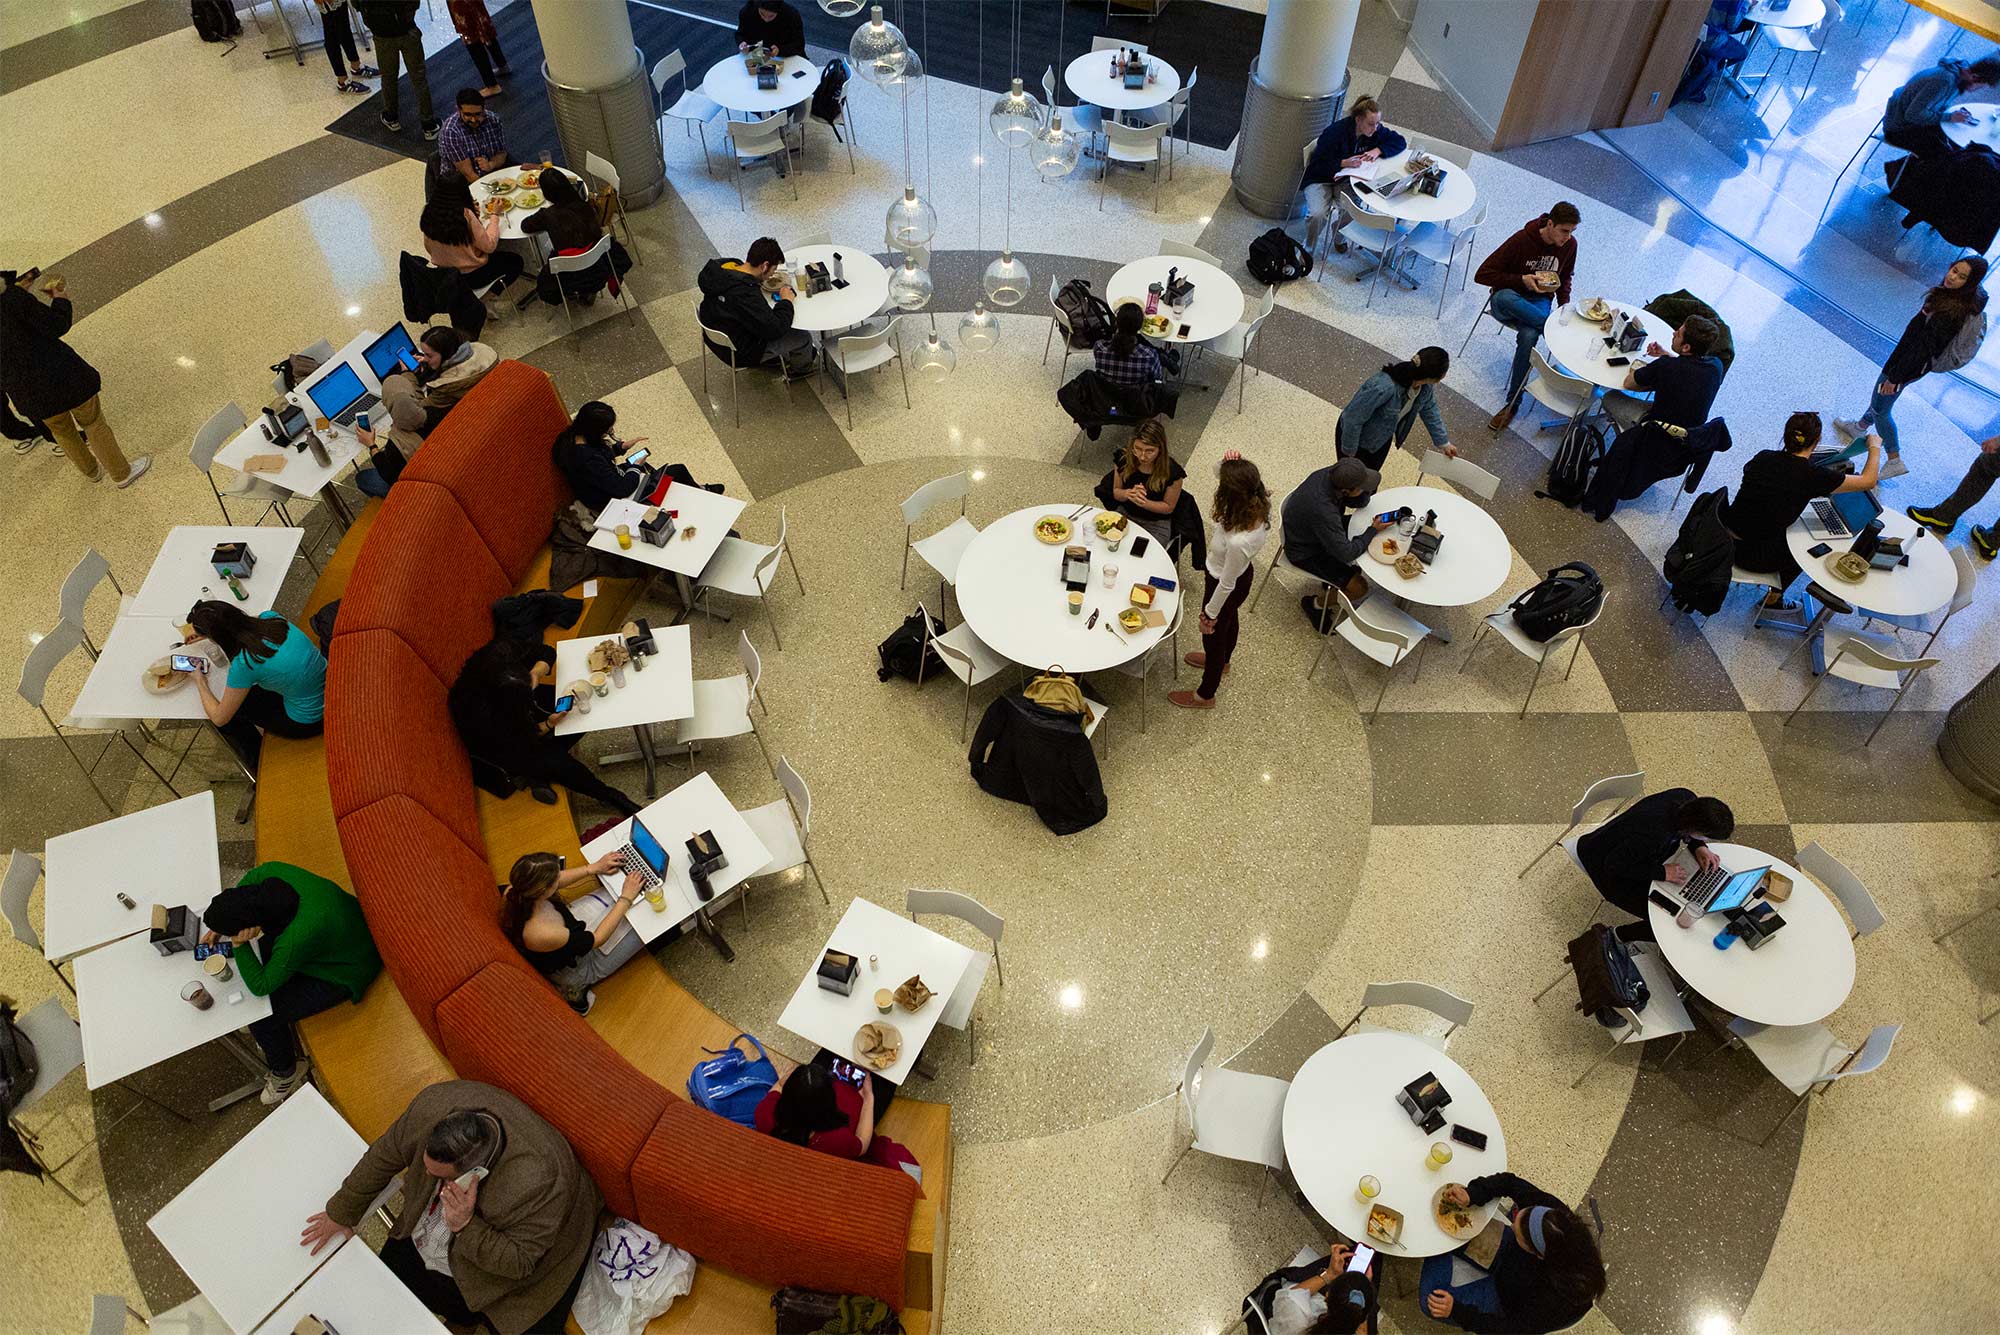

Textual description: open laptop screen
[304,362,368,420]
[628,816,670,878]
[1707,867,1769,916]
[363,324,418,380]
[1829,489,1882,532]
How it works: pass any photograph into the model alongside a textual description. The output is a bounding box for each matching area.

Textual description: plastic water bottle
[832,251,844,282]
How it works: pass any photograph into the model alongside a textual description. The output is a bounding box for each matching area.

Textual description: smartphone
[1806,541,1832,558]
[827,1058,868,1088]
[1347,1244,1376,1273]
[1354,180,1377,195]
[1605,355,1630,368]
[1148,575,1177,591]
[397,348,421,372]
[1647,888,1681,913]
[355,412,370,434]
[1375,510,1402,525]
[23,266,40,284]
[623,447,649,467]
[1449,1124,1489,1152]
[791,67,808,78]
[1130,534,1151,557]
[454,1166,489,1189]
[553,694,575,714]
[1177,323,1191,338]
[170,654,204,673]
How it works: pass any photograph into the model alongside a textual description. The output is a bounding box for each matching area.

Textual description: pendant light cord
[897,0,911,185]
[973,0,983,261]
[1055,0,1067,111]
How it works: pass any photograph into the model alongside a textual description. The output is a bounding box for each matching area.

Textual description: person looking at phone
[303,1083,602,1334]
[736,0,805,56]
[184,601,326,775]
[449,637,645,817]
[1259,1243,1381,1334]
[201,861,381,1104]
[1421,1174,1604,1333]
[1575,788,1733,942]
[354,325,496,496]
[549,399,717,515]
[1092,418,1184,545]
[697,237,817,375]
[499,851,646,1016]
[1725,412,1881,615]
[1280,457,1388,633]
[1338,346,1455,471]
[0,267,150,485]
[1474,202,1580,433]
[754,1056,920,1174]
[1882,56,2000,160]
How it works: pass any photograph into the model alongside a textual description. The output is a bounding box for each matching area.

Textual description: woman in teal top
[186,600,326,774]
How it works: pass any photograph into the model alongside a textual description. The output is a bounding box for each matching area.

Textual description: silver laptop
[619,815,671,890]
[302,361,381,429]
[1802,488,1882,541]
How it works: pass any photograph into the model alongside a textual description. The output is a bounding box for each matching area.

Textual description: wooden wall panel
[1493,0,1708,149]
[1624,0,1714,127]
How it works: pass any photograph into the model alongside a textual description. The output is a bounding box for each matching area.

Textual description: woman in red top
[753,1060,919,1175]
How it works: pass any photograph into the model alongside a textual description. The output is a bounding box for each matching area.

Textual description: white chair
[785,230,832,251]
[1332,184,1405,308]
[1519,771,1645,878]
[1042,273,1084,380]
[1794,842,1884,940]
[1534,940,1694,1088]
[191,403,303,530]
[824,317,909,429]
[1138,78,1195,179]
[1040,66,1103,146]
[696,317,801,428]
[693,506,804,650]
[1160,1027,1290,1203]
[654,50,722,176]
[1415,448,1500,499]
[1783,629,1940,746]
[1099,121,1169,213]
[1245,499,1323,614]
[1334,980,1475,1050]
[738,756,829,921]
[724,115,797,208]
[1111,590,1183,734]
[899,472,980,604]
[1203,284,1278,415]
[1820,115,1887,223]
[1723,1020,1898,1147]
[3,850,73,995]
[916,606,1010,743]
[1868,545,1976,656]
[1307,587,1431,722]
[544,234,637,330]
[1402,200,1486,320]
[1405,131,1473,170]
[1159,239,1220,266]
[59,550,133,661]
[907,888,1004,1065]
[20,621,181,813]
[583,150,641,265]
[675,630,774,772]
[1752,0,1843,129]
[11,998,184,1206]
[1460,591,1605,718]
[1521,349,1594,436]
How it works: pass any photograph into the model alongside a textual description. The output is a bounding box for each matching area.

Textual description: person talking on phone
[1420,1174,1604,1333]
[184,601,326,775]
[1474,202,1580,433]
[499,851,646,1016]
[1255,1242,1380,1334]
[754,1057,920,1174]
[1575,788,1734,942]
[303,1083,602,1334]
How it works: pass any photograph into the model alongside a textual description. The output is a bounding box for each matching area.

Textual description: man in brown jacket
[301,1080,601,1334]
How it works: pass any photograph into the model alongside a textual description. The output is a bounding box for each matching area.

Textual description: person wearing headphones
[1421,1173,1605,1333]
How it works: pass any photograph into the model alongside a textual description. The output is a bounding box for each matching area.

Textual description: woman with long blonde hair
[1093,417,1186,546]
[499,850,646,1015]
[1171,451,1271,710]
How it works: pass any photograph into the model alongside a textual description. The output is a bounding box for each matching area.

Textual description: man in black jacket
[736,0,806,57]
[0,270,148,485]
[696,238,816,374]
[1575,788,1733,939]
[356,1,438,138]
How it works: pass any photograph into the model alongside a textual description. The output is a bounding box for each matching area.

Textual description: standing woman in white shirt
[1171,451,1270,710]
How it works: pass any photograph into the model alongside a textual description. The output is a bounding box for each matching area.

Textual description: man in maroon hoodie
[1473,202,1580,432]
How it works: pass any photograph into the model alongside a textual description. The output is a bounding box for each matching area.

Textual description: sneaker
[115,456,151,488]
[380,112,402,132]
[11,438,36,454]
[1906,505,1955,534]
[1300,595,1335,632]
[352,63,379,77]
[52,443,64,457]
[1972,524,1998,559]
[566,987,596,1016]
[1877,455,1907,480]
[421,119,441,141]
[1167,689,1215,710]
[530,784,558,805]
[260,1062,311,1105]
[1831,418,1865,443]
[338,80,370,94]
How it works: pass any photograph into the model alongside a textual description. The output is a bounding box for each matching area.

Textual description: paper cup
[875,988,895,1014]
[591,673,610,698]
[1067,592,1084,616]
[203,953,233,982]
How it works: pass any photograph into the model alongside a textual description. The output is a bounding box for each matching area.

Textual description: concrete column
[1230,0,1363,217]
[1941,662,2000,806]
[1258,0,1361,99]
[531,0,665,206]
[532,0,638,89]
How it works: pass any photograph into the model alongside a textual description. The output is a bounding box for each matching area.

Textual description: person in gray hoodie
[1884,56,2000,159]
[1337,346,1456,471]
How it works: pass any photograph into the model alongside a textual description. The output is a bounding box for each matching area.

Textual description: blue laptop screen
[628,816,670,877]
[363,324,418,379]
[304,362,367,420]
[1707,868,1767,915]
[1830,489,1881,531]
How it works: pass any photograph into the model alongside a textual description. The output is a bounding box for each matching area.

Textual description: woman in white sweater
[1171,450,1270,709]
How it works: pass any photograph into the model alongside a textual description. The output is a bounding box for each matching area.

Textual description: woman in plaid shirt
[1093,302,1163,387]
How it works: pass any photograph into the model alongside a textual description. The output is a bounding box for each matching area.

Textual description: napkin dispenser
[625,617,657,657]
[638,506,676,547]
[802,261,833,296]
[1122,58,1147,89]
[1061,545,1091,591]
[756,64,779,89]
[149,904,200,956]
[1409,524,1443,566]
[1396,1070,1452,1133]
[685,830,728,878]
[816,949,858,995]
[210,542,257,580]
[294,1317,344,1335]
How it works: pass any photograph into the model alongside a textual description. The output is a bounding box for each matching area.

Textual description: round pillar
[1259,0,1360,97]
[1940,662,2000,807]
[1230,0,1363,218]
[532,0,666,207]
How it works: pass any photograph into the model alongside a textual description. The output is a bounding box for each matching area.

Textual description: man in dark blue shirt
[1603,314,1725,433]
[1299,97,1408,251]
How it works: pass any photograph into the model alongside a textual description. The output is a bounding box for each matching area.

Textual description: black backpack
[191,0,242,41]
[1540,421,1605,507]
[1509,562,1604,642]
[1055,278,1114,349]
[1247,227,1313,284]
[876,607,945,683]
[1591,928,1650,1027]
[1,997,39,1120]
[810,58,850,128]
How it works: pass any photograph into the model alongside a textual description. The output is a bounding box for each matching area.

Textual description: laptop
[618,815,671,891]
[363,323,419,380]
[1673,862,1769,915]
[1802,488,1882,541]
[303,361,380,428]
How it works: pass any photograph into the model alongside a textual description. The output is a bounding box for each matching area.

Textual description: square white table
[250,1235,448,1334]
[43,790,221,963]
[580,770,771,962]
[777,898,977,1085]
[551,623,693,796]
[69,615,216,724]
[214,415,365,504]
[74,926,273,1091]
[587,489,747,611]
[130,525,305,618]
[148,1085,368,1335]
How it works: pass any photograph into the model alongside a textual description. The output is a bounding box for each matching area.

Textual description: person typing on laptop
[1724,412,1881,619]
[1575,789,1734,943]
[498,851,645,1015]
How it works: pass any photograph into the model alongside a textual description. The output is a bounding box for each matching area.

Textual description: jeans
[322,2,360,79]
[355,466,391,498]
[1197,570,1251,699]
[246,967,351,1073]
[1302,182,1343,249]
[217,685,324,774]
[381,1236,588,1334]
[376,31,435,126]
[1930,448,2000,523]
[762,328,818,374]
[1419,1252,1503,1329]
[1488,288,1552,407]
[546,889,645,991]
[44,394,131,482]
[1859,381,1904,455]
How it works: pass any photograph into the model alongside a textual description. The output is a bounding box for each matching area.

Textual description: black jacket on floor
[1575,787,1703,918]
[968,692,1107,836]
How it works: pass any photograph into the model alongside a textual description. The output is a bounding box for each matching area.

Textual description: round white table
[1944,102,2000,152]
[702,54,816,115]
[781,244,891,333]
[955,507,1181,673]
[1645,842,1856,1026]
[1063,50,1180,115]
[1283,1032,1507,1258]
[1786,506,1957,620]
[471,164,581,242]
[1347,485,1511,610]
[1541,300,1660,392]
[1746,0,1824,29]
[1352,146,1477,227]
[1106,256,1245,345]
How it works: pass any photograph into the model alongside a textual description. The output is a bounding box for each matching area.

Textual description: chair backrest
[88,1294,130,1335]
[1452,200,1489,240]
[1335,587,1415,660]
[1094,36,1146,52]
[929,630,973,677]
[1795,842,1884,938]
[1408,132,1473,169]
[1159,239,1220,266]
[1047,274,1073,331]
[1531,348,1594,400]
[2,849,43,951]
[547,232,613,274]
[18,620,87,710]
[584,150,621,194]
[1252,282,1279,325]
[1184,66,1198,92]
[698,316,741,360]
[1832,1023,1898,1081]
[190,401,248,472]
[906,887,1004,947]
[776,755,811,835]
[1437,453,1500,500]
[737,627,762,692]
[60,550,118,629]
[787,231,832,251]
[1179,1026,1216,1133]
[1359,980,1475,1032]
[1104,121,1168,156]
[1571,772,1645,827]
[1338,183,1399,231]
[753,508,789,586]
[1944,545,1978,619]
[653,50,686,97]
[728,116,790,152]
[901,472,969,527]
[1828,637,1940,679]
[836,315,901,367]
[1544,591,1609,648]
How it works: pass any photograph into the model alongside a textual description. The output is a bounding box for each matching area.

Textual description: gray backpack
[1932,310,1987,374]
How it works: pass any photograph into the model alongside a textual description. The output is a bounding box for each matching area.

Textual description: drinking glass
[645,884,666,912]
[1355,1174,1381,1205]
[540,148,553,169]
[1427,1142,1454,1171]
[1101,561,1119,589]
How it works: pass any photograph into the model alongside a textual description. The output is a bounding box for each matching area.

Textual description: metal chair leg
[1935,901,2000,944]
[1532,968,1570,1004]
[1572,1032,1631,1089]
[1160,1137,1196,1186]
[1519,651,1550,718]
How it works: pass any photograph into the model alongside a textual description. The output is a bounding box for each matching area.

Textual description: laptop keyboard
[1808,498,1849,536]
[620,846,662,888]
[1682,862,1726,905]
[332,398,376,427]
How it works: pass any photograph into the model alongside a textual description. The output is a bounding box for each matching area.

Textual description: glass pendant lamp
[818,0,865,16]
[848,5,909,85]
[881,48,924,99]
[988,77,1043,147]
[1032,109,1084,179]
[959,302,1000,350]
[912,330,957,382]
[982,250,1029,308]
[888,252,934,310]
[885,185,937,249]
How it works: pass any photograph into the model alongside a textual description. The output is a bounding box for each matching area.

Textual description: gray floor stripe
[0,0,187,97]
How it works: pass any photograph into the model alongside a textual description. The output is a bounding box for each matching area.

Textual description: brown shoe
[1183,651,1230,673]
[1167,689,1215,710]
[1487,403,1517,433]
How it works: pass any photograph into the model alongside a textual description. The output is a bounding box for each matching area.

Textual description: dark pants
[1929,447,2000,524]
[217,686,324,775]
[246,968,350,1073]
[375,29,435,126]
[1885,123,1954,159]
[464,36,509,86]
[1732,532,1801,592]
[1197,571,1251,699]
[528,684,642,815]
[450,252,527,336]
[322,2,361,79]
[381,1236,589,1334]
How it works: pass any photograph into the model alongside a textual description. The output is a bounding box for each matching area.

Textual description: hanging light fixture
[1032,109,1083,179]
[981,1,1030,308]
[913,330,957,382]
[880,47,923,99]
[959,301,1000,350]
[888,251,934,310]
[818,0,865,16]
[982,250,1029,307]
[848,5,909,85]
[989,76,1043,147]
[885,184,936,249]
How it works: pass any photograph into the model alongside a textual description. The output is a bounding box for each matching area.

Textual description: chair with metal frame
[1415,448,1500,499]
[1782,630,1940,746]
[1041,273,1084,381]
[1330,183,1407,309]
[1307,586,1431,722]
[1161,1026,1290,1203]
[1041,65,1103,150]
[906,887,1005,1065]
[736,755,830,925]
[916,603,1010,743]
[1866,544,1976,656]
[1334,980,1475,1050]
[1794,841,1884,940]
[3,850,74,995]
[1533,938,1694,1088]
[18,621,183,814]
[58,550,132,661]
[1110,589,1183,733]
[1719,1019,1898,1147]
[1518,770,1646,878]
[544,234,638,331]
[1402,200,1487,320]
[190,403,306,532]
[696,317,802,428]
[1752,0,1844,131]
[1100,121,1169,212]
[674,629,774,772]
[582,150,642,265]
[899,472,981,609]
[724,115,797,208]
[1203,284,1278,415]
[1820,115,1887,223]
[692,506,805,650]
[653,50,722,177]
[1459,592,1605,718]
[824,317,909,429]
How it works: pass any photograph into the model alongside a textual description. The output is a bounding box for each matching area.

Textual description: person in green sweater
[201,861,382,1104]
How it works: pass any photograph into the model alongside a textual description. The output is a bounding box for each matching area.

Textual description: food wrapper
[855,1022,902,1070]
[894,975,935,1011]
